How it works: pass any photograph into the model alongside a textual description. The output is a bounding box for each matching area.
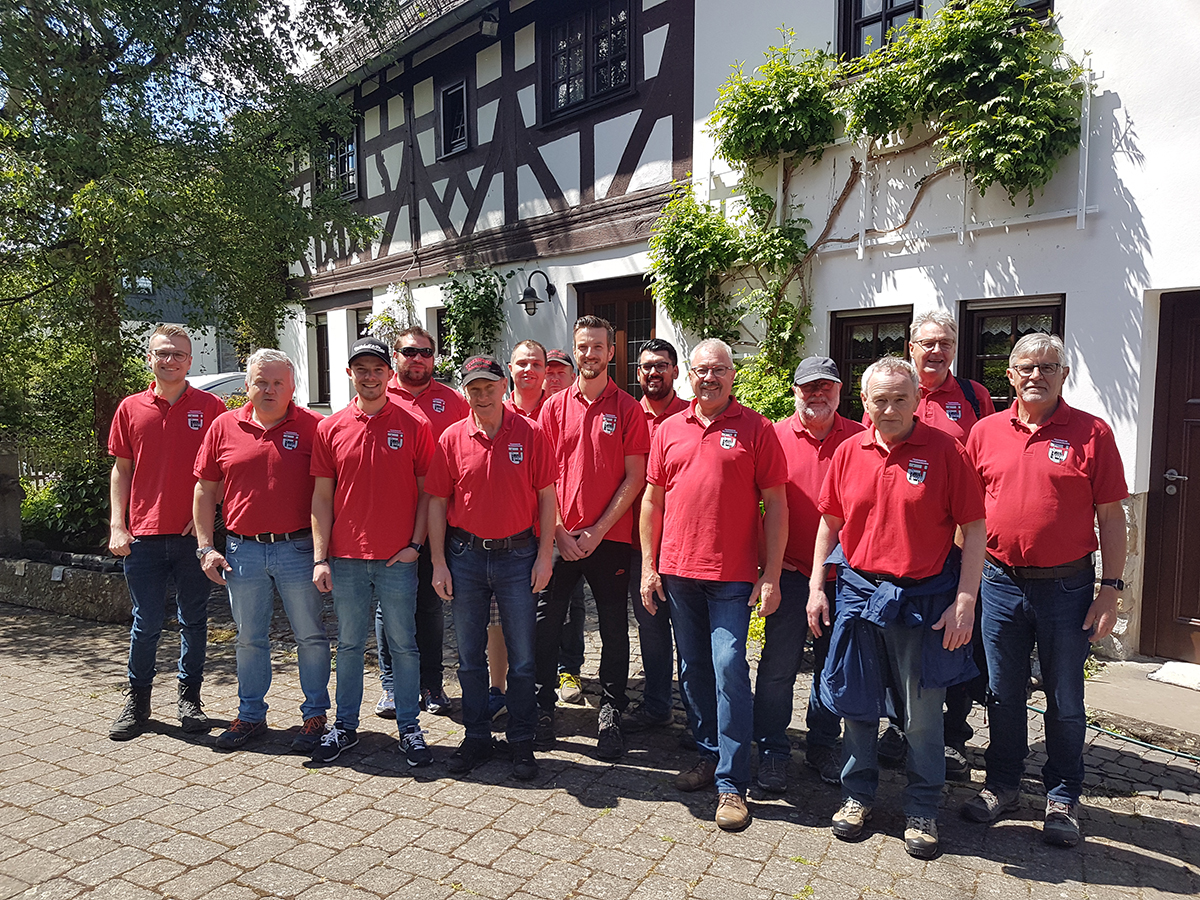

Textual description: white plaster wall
[279,305,311,408]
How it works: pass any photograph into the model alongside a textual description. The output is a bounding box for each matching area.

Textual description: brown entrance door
[577,276,654,398]
[1144,290,1200,663]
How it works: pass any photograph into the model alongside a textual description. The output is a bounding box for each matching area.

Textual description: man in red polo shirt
[310,337,434,766]
[376,326,469,720]
[427,356,557,780]
[193,349,331,753]
[962,333,1127,848]
[641,338,789,831]
[505,339,548,418]
[877,309,998,778]
[754,357,865,792]
[535,315,650,760]
[108,324,227,741]
[624,338,688,734]
[809,356,985,859]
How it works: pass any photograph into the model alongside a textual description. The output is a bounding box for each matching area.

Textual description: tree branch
[0,276,68,306]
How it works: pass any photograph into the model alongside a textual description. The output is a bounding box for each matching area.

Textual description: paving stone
[62,846,152,886]
[235,860,320,897]
[381,874,455,900]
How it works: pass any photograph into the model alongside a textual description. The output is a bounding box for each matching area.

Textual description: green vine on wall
[438,268,514,369]
[649,0,1085,416]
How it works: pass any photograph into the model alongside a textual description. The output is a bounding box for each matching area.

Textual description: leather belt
[849,566,932,589]
[985,551,1092,580]
[231,528,313,544]
[449,526,535,552]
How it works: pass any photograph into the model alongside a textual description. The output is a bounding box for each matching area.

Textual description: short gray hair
[861,356,919,396]
[910,310,958,342]
[1009,332,1066,368]
[246,348,296,380]
[690,338,734,367]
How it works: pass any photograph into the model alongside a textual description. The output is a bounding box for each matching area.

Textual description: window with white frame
[548,0,631,116]
[441,81,468,156]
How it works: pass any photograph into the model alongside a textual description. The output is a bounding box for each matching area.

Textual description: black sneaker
[756,755,788,793]
[215,717,267,751]
[177,682,212,733]
[510,739,539,781]
[446,737,495,775]
[805,745,842,786]
[535,712,556,750]
[109,686,151,741]
[290,715,328,754]
[400,724,433,767]
[311,723,358,763]
[877,723,907,768]
[596,705,625,760]
[622,703,673,733]
[1043,799,1081,847]
[944,744,970,782]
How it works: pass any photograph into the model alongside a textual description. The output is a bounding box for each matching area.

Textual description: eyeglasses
[639,362,671,373]
[914,339,955,352]
[150,350,189,362]
[690,366,731,379]
[1012,362,1062,377]
[398,346,434,358]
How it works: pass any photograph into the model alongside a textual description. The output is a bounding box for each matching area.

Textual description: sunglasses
[398,346,434,358]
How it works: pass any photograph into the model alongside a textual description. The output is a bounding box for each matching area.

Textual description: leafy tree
[0,0,383,451]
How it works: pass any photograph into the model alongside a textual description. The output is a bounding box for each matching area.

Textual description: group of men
[107,309,1126,857]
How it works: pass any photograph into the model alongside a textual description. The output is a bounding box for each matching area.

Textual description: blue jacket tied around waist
[818,545,978,722]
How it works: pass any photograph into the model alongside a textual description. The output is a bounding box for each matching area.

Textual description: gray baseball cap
[793,356,842,386]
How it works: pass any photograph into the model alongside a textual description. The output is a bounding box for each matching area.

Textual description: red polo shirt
[775,413,866,576]
[630,392,690,543]
[387,378,470,441]
[862,376,995,445]
[310,398,434,559]
[966,399,1127,568]
[647,399,787,583]
[819,419,986,580]
[504,391,546,420]
[194,402,323,536]
[425,410,556,539]
[539,378,650,544]
[109,384,227,536]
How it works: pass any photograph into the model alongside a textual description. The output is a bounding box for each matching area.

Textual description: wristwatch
[1100,578,1125,591]
[196,546,215,560]
[408,541,424,554]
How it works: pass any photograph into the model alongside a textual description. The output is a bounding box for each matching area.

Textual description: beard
[400,366,433,388]
[579,365,604,380]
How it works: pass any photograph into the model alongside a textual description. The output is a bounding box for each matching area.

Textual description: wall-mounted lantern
[520,270,557,316]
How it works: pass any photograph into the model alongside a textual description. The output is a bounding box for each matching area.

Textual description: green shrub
[734,355,795,422]
[20,458,112,552]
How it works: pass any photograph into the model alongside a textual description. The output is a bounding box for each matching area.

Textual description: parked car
[188,372,246,399]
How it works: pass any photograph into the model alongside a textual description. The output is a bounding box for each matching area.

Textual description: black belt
[231,528,313,544]
[449,526,534,552]
[985,551,1092,580]
[850,566,933,589]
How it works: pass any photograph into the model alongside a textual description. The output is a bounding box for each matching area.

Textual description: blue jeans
[226,535,330,722]
[123,535,210,688]
[448,535,538,742]
[842,616,947,818]
[630,549,677,719]
[556,580,587,676]
[755,570,842,759]
[980,560,1094,805]
[664,575,754,796]
[375,544,445,693]
[329,557,419,732]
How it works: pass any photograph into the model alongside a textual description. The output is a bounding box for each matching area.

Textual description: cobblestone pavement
[0,595,1198,900]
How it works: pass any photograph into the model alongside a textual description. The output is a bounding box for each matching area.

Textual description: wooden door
[1144,290,1200,663]
[577,276,654,399]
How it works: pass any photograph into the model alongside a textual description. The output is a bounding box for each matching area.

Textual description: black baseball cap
[461,355,507,385]
[546,348,576,371]
[349,336,392,368]
[793,356,841,386]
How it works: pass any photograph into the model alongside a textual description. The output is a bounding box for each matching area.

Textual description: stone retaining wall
[0,558,130,624]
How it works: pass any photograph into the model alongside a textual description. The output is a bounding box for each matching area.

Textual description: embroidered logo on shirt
[1048,438,1070,464]
[282,431,299,451]
[432,398,445,413]
[907,458,929,485]
[720,429,738,450]
[508,442,524,464]
[387,429,403,450]
[945,401,962,422]
[187,411,203,431]
[601,413,618,435]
